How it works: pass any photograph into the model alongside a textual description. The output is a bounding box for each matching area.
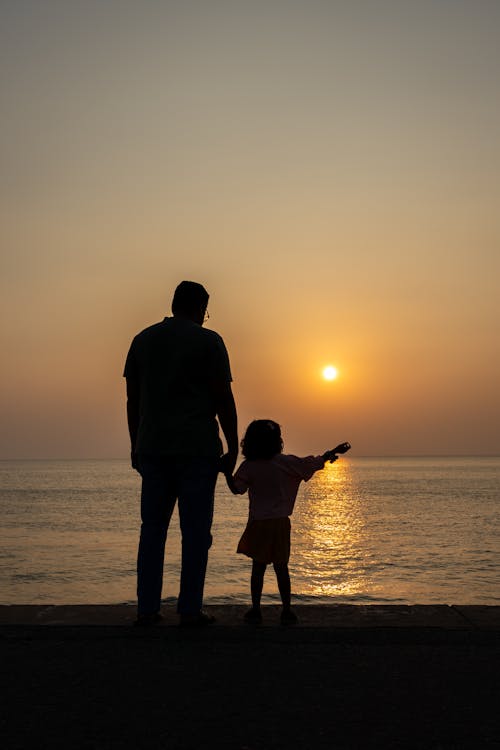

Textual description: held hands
[224,472,238,495]
[220,450,238,477]
[220,447,239,494]
[220,459,239,495]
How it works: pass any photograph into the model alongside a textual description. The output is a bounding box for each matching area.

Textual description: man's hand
[224,471,239,495]
[220,451,238,477]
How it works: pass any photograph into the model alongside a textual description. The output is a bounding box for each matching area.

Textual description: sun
[322,365,338,381]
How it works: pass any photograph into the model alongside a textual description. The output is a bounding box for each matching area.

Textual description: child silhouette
[226,419,350,625]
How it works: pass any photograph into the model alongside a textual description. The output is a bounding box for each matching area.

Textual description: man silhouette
[124,281,238,626]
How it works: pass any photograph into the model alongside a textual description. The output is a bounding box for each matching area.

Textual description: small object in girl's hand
[333,442,351,455]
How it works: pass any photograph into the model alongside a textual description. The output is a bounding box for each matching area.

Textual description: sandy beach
[2,604,499,749]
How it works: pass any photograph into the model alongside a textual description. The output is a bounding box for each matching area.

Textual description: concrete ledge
[1,603,499,627]
[1,604,499,645]
[2,604,499,748]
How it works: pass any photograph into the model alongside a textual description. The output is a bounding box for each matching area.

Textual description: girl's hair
[241,419,284,460]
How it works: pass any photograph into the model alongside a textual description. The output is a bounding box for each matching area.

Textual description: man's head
[171,281,209,325]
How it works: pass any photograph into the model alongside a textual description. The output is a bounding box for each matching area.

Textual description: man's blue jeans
[137,455,219,616]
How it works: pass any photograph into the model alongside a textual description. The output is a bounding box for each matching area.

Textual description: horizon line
[1,454,499,461]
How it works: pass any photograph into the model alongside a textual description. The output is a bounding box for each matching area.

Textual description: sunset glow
[1,2,499,458]
[323,366,338,381]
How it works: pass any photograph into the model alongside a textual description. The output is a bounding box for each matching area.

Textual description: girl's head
[241,419,284,460]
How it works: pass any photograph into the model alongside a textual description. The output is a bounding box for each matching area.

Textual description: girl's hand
[323,442,351,463]
[323,450,338,464]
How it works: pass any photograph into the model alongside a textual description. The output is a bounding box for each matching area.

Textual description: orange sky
[1,1,499,458]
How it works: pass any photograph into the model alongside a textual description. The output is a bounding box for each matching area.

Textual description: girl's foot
[280,607,298,626]
[243,607,263,625]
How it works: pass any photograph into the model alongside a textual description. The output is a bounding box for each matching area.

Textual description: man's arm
[212,380,238,475]
[126,376,140,470]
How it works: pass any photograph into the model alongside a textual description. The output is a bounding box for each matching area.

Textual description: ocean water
[0,457,499,606]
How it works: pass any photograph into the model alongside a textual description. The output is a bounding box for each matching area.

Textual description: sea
[0,457,499,606]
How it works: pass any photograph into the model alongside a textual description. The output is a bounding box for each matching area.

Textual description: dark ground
[1,605,499,749]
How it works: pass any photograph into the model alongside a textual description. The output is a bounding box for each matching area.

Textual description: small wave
[11,572,52,583]
[290,593,409,605]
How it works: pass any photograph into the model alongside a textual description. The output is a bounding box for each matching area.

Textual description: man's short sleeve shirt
[124,317,232,457]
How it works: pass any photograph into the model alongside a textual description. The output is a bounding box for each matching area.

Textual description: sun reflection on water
[292,460,372,600]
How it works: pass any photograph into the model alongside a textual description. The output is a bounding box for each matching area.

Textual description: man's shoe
[179,611,216,628]
[134,612,164,627]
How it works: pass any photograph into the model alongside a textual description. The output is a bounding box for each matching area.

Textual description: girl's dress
[232,453,325,564]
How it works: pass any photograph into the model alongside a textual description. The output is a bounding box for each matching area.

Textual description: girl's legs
[245,559,297,624]
[273,562,297,624]
[273,563,291,608]
[244,560,266,623]
[250,560,267,610]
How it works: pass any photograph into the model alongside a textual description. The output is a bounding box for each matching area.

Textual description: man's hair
[241,420,284,460]
[171,281,209,315]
